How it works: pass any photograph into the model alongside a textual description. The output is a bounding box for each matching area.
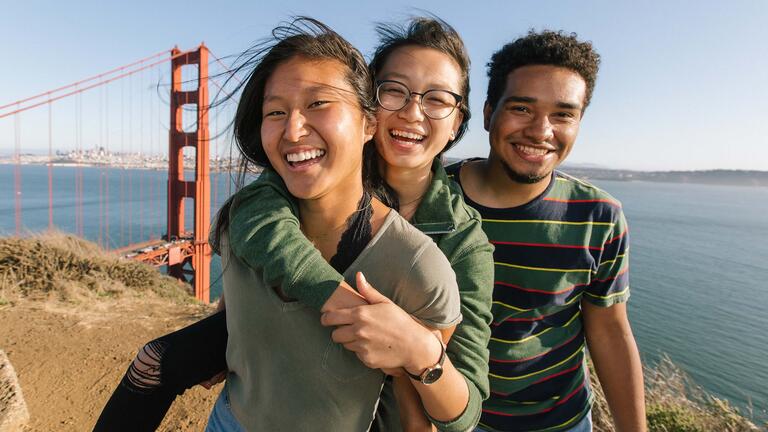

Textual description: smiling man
[449,31,646,432]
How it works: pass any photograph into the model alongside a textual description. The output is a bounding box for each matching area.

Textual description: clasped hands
[200,272,441,389]
[320,272,443,377]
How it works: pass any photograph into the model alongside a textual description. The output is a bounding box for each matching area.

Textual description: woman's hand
[320,280,368,313]
[320,272,439,373]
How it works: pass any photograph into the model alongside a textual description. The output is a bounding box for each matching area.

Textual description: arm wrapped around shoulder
[224,169,344,310]
[399,240,462,331]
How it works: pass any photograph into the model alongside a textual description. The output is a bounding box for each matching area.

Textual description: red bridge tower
[166,44,211,302]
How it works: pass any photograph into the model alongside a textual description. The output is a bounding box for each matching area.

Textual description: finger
[331,325,359,345]
[356,272,392,305]
[320,308,358,327]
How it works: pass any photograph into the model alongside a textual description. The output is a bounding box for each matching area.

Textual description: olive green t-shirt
[222,210,461,431]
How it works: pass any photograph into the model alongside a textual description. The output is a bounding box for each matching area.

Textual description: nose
[283,109,308,142]
[396,94,425,123]
[524,114,554,143]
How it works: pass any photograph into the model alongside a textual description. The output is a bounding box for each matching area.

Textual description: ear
[363,115,377,142]
[483,101,492,132]
[450,110,464,141]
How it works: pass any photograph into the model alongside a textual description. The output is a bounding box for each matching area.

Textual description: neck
[476,153,552,208]
[299,181,365,243]
[380,159,433,210]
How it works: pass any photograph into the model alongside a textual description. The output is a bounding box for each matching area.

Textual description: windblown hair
[366,16,471,208]
[369,16,471,149]
[230,17,375,172]
[486,30,601,112]
[209,17,375,255]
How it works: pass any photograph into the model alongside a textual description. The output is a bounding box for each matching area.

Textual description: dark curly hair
[369,16,471,150]
[486,30,600,112]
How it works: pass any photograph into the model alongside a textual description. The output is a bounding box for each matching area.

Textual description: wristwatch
[406,335,446,385]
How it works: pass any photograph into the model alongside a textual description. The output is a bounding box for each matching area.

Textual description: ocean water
[1,165,766,419]
[591,179,768,420]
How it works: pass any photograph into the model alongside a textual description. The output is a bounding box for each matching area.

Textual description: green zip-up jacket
[225,160,494,432]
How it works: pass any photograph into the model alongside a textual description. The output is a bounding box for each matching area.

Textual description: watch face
[422,367,443,385]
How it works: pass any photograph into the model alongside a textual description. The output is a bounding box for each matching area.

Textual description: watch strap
[406,334,446,382]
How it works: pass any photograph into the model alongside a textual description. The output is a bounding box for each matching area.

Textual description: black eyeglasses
[375,80,463,120]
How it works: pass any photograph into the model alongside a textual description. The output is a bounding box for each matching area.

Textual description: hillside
[0,234,764,431]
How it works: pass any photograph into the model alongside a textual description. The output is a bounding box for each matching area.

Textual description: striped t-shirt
[447,163,630,432]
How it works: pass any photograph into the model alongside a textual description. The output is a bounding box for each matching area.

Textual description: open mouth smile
[285,148,326,168]
[513,143,556,160]
[390,129,426,145]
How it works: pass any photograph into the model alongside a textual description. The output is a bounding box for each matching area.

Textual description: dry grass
[2,233,765,431]
[0,232,193,306]
[590,355,765,432]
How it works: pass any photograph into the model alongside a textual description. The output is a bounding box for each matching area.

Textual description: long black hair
[210,17,376,258]
[365,15,471,209]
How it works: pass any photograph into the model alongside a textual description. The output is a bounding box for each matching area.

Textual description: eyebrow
[502,96,582,110]
[379,72,455,91]
[263,85,346,104]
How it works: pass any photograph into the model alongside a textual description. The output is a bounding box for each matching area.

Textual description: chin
[502,164,551,184]
[284,181,322,201]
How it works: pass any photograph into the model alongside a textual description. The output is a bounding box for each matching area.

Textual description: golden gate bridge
[0,45,240,303]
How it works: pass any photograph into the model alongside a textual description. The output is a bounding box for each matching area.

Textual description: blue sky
[2,0,766,171]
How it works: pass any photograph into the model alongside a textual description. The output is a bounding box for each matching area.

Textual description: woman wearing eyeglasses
[95,16,492,432]
[225,17,494,431]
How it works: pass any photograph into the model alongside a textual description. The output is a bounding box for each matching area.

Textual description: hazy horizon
[2,0,766,171]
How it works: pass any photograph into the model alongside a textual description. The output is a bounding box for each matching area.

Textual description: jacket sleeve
[429,218,494,432]
[226,169,343,310]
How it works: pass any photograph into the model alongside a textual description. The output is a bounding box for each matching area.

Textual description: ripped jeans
[92,310,228,431]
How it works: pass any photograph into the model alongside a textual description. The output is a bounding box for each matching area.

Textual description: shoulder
[443,157,477,180]
[377,211,455,276]
[552,171,622,205]
[551,170,626,222]
[378,212,461,328]
[434,162,491,260]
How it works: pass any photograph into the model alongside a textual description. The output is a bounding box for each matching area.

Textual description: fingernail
[359,272,367,286]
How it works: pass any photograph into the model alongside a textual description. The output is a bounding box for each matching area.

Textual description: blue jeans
[474,410,592,432]
[205,385,245,432]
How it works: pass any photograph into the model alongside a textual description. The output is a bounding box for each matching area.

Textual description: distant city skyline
[2,0,766,171]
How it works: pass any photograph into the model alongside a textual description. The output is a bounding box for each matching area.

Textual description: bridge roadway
[115,237,196,267]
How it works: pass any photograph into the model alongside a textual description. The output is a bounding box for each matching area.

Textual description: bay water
[1,165,766,420]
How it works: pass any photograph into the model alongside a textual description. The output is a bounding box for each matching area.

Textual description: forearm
[393,376,435,432]
[421,233,493,430]
[404,331,470,425]
[227,173,344,310]
[583,303,646,432]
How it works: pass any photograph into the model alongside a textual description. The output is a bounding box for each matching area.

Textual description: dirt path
[0,296,220,431]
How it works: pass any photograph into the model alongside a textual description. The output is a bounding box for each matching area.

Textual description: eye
[553,111,578,122]
[380,84,407,95]
[424,92,454,107]
[264,110,285,118]
[308,100,330,109]
[508,105,529,114]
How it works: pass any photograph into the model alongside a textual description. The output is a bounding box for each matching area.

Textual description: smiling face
[374,45,464,171]
[261,56,374,200]
[484,64,587,184]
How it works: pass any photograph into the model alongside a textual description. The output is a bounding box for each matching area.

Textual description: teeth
[286,149,326,163]
[516,145,549,156]
[390,129,425,141]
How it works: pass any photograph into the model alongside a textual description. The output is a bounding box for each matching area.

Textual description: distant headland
[559,164,768,188]
[443,158,768,188]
